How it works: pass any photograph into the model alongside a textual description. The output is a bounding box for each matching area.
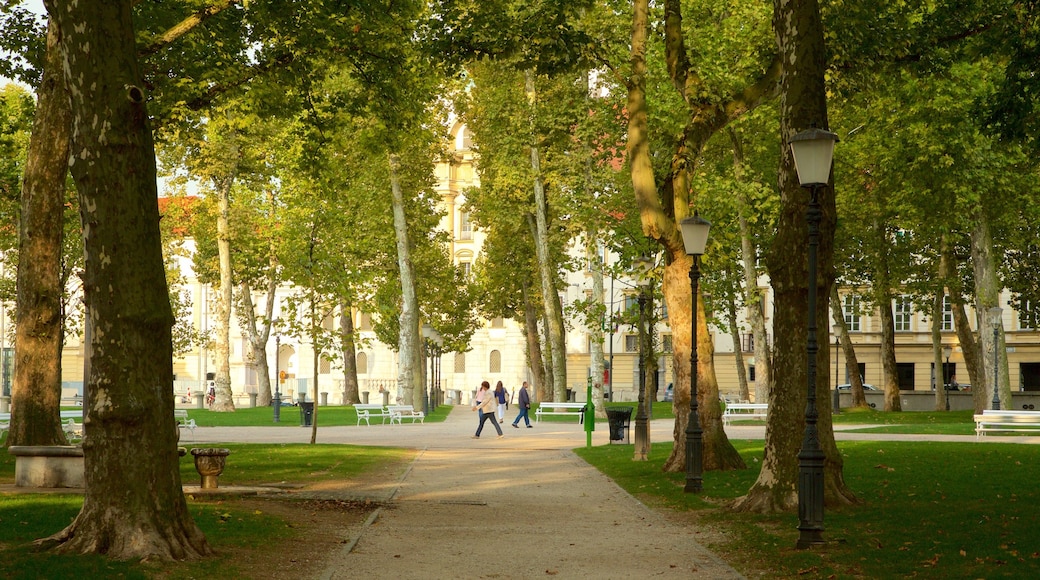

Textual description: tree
[40,0,209,559]
[734,0,856,513]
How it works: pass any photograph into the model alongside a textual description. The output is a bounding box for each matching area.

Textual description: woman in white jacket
[472,382,504,438]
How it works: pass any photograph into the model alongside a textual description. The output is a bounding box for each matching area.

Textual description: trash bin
[299,401,314,427]
[606,407,633,444]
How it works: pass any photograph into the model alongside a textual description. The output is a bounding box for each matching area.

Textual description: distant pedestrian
[511,381,533,428]
[472,382,503,439]
[472,381,489,426]
[494,381,508,423]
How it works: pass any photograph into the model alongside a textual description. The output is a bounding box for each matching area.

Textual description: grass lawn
[0,443,415,579]
[174,401,452,427]
[575,438,1040,578]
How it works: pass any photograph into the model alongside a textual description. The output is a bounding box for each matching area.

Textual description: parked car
[944,383,970,391]
[836,383,879,391]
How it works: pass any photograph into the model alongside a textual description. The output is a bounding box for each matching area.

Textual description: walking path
[194,407,745,579]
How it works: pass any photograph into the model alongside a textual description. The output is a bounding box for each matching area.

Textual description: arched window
[357,352,368,374]
[454,353,466,373]
[319,357,332,375]
[489,350,501,373]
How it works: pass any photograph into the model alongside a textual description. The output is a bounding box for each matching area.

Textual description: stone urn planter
[190,447,231,489]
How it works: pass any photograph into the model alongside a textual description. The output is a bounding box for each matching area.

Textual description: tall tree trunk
[389,153,419,407]
[726,287,751,403]
[932,289,945,410]
[539,295,555,401]
[969,212,1008,410]
[8,18,70,447]
[310,291,319,443]
[940,240,982,410]
[587,234,607,417]
[522,280,547,402]
[525,72,567,403]
[42,0,209,558]
[236,279,275,407]
[734,0,855,513]
[211,176,235,411]
[878,299,902,411]
[729,128,771,404]
[830,287,866,408]
[340,300,360,405]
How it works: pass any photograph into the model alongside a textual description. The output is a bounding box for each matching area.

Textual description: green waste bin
[299,401,314,427]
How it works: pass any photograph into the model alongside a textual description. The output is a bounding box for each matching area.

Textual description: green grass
[0,443,414,578]
[178,402,452,427]
[576,439,1040,579]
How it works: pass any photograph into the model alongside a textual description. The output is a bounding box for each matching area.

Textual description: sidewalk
[301,407,744,580]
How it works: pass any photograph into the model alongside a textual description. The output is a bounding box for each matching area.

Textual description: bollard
[362,391,370,404]
[320,392,328,406]
[249,393,257,408]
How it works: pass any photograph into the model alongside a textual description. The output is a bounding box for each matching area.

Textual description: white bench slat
[355,403,393,426]
[535,402,587,423]
[387,405,425,424]
[723,403,768,426]
[974,410,1040,438]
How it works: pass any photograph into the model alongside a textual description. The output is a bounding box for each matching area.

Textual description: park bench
[355,403,393,426]
[973,409,1040,438]
[387,404,425,424]
[60,410,84,441]
[722,403,769,426]
[535,402,587,423]
[175,409,197,441]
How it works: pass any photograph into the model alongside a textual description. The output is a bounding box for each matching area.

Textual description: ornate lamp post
[833,323,842,414]
[273,332,282,423]
[942,345,953,411]
[632,255,654,462]
[789,126,838,548]
[988,307,1003,410]
[679,214,711,493]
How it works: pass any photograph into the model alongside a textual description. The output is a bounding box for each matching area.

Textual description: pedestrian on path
[512,381,532,428]
[494,381,508,423]
[473,382,503,438]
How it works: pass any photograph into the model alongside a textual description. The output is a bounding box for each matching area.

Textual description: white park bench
[355,403,393,426]
[535,402,587,423]
[722,403,768,426]
[973,409,1040,438]
[387,404,425,424]
[174,409,197,440]
[0,411,84,441]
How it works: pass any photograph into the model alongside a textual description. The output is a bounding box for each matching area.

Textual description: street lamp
[273,332,282,423]
[679,214,710,493]
[832,323,841,414]
[942,344,953,411]
[632,255,654,462]
[421,323,442,416]
[790,126,838,548]
[988,307,1003,410]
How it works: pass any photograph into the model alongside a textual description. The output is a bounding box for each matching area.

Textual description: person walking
[494,381,508,423]
[472,382,503,438]
[511,381,533,428]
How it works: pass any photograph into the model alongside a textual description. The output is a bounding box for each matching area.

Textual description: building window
[748,364,756,382]
[894,295,913,331]
[460,262,472,278]
[942,296,953,331]
[358,312,372,331]
[625,334,639,353]
[491,317,504,328]
[320,357,332,375]
[454,353,466,373]
[489,350,501,373]
[459,210,473,240]
[741,333,755,353]
[843,295,861,332]
[357,352,368,374]
[661,334,672,353]
[1019,300,1036,330]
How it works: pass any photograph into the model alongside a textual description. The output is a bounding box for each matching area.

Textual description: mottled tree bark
[733,0,856,513]
[211,175,235,411]
[340,300,360,405]
[389,153,419,408]
[830,287,866,408]
[41,0,209,559]
[8,18,70,448]
[522,280,548,402]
